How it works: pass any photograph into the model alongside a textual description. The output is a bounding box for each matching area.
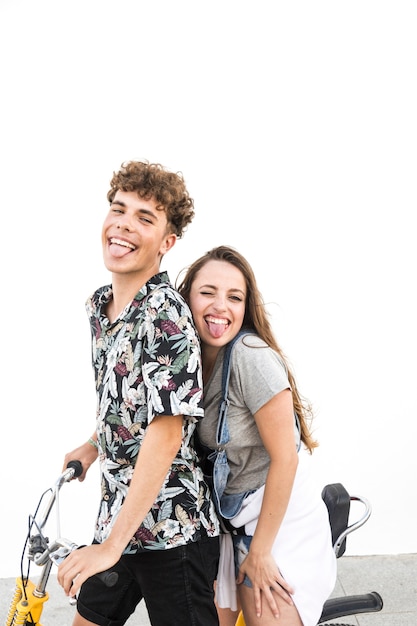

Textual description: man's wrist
[88,437,98,450]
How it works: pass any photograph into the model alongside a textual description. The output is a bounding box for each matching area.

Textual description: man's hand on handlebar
[57,542,121,598]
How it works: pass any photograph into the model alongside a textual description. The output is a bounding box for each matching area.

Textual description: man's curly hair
[107,161,195,238]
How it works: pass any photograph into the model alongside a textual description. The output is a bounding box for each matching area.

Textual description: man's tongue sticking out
[110,240,134,258]
[207,319,228,338]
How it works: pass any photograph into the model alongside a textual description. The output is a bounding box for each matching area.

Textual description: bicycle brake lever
[49,543,78,566]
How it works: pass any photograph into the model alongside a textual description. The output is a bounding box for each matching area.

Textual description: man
[58,161,220,626]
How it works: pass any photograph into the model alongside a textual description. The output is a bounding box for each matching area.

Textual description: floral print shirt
[86,272,220,553]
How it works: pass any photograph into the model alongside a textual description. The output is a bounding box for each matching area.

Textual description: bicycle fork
[5,577,48,626]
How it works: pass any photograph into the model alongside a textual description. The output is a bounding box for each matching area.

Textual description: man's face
[101,190,176,279]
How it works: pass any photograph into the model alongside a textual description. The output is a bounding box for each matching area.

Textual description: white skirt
[217,449,337,626]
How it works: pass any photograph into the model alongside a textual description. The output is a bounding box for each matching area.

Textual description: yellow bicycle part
[235,611,245,625]
[5,577,48,626]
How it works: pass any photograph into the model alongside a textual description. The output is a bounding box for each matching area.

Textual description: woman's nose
[213,295,227,311]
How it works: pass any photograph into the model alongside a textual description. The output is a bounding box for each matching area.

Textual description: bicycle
[5,466,383,626]
[235,482,384,626]
[5,461,117,626]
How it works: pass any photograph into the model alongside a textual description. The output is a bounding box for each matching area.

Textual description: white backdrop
[0,1,416,578]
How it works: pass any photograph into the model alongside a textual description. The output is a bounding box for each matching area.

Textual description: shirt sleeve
[140,289,204,423]
[232,335,291,416]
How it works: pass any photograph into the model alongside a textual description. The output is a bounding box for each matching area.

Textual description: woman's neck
[202,345,221,386]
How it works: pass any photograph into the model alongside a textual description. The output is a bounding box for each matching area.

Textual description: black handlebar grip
[96,570,119,587]
[66,460,83,478]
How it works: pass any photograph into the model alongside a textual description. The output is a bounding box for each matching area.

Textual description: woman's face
[188,259,247,348]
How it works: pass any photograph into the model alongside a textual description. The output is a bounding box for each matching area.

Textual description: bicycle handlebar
[97,569,119,587]
[66,460,83,479]
[320,591,383,622]
[35,461,119,589]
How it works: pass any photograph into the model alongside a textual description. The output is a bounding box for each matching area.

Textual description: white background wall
[0,1,416,579]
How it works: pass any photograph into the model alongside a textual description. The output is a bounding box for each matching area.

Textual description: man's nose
[117,214,132,231]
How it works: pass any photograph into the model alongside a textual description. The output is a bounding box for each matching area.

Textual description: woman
[178,246,337,626]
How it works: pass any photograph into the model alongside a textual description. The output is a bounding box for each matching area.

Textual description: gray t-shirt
[199,334,300,494]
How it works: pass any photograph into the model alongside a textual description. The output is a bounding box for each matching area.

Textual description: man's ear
[160,232,177,256]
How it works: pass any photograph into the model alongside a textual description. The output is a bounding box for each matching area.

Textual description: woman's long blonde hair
[178,245,318,453]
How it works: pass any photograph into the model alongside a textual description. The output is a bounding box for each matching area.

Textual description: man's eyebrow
[110,200,157,219]
[137,207,158,218]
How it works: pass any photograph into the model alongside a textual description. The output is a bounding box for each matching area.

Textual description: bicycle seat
[321,483,350,557]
